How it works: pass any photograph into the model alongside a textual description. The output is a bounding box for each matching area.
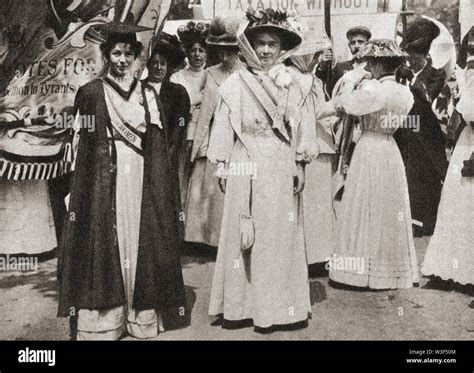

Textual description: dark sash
[102,81,145,156]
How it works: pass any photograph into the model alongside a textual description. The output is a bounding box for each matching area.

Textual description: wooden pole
[402,0,407,36]
[324,0,331,39]
[323,0,332,101]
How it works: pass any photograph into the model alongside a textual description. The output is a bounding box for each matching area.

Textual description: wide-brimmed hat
[92,11,153,46]
[244,8,302,51]
[401,18,440,55]
[353,39,409,60]
[97,12,153,35]
[149,32,187,68]
[346,26,372,40]
[206,17,240,47]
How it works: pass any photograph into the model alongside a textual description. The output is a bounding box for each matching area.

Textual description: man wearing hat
[316,25,372,96]
[207,8,311,333]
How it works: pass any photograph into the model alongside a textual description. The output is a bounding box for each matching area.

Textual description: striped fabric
[0,126,72,181]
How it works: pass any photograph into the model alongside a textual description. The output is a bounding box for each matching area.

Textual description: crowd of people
[1,8,473,339]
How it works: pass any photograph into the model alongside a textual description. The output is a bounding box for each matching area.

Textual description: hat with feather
[244,8,302,51]
[206,17,240,47]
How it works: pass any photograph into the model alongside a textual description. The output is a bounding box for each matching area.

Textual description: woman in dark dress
[58,28,189,340]
[396,19,449,237]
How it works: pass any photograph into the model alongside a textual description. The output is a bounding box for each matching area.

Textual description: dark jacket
[394,62,448,235]
[395,62,448,179]
[57,79,190,330]
[316,60,354,97]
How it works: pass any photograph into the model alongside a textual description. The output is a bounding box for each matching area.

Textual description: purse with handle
[240,176,255,252]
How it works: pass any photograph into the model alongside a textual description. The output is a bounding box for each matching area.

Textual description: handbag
[461,152,474,177]
[240,176,255,252]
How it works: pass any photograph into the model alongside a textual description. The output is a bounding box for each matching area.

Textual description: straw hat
[353,39,409,60]
[244,8,302,51]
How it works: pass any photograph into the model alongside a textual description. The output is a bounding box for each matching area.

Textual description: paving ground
[0,237,472,341]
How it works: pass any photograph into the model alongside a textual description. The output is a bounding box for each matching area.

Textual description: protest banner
[0,0,170,180]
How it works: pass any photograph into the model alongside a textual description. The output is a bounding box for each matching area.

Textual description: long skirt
[329,132,419,289]
[184,157,224,247]
[421,126,474,285]
[76,142,163,340]
[303,154,336,264]
[0,179,56,255]
[209,134,311,328]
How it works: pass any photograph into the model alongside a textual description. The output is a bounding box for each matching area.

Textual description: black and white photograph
[0,0,472,367]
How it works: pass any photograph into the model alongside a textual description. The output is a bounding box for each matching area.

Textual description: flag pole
[402,0,407,35]
[323,0,332,101]
[324,0,331,39]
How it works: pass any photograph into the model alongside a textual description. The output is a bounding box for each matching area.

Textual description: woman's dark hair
[148,49,184,77]
[177,21,209,53]
[100,33,143,60]
[366,56,413,85]
[374,57,406,74]
[184,40,207,54]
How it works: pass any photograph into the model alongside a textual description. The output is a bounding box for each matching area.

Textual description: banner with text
[0,0,169,181]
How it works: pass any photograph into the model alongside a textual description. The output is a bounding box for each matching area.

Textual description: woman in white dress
[318,40,419,290]
[184,18,244,248]
[171,21,209,208]
[207,9,311,333]
[421,61,474,287]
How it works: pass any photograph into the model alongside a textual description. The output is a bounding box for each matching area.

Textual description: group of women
[52,10,474,339]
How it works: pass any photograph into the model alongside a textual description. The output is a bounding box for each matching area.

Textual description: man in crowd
[316,26,372,97]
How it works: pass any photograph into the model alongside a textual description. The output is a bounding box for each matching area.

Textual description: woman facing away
[184,17,244,248]
[58,27,187,340]
[207,9,312,333]
[317,40,419,290]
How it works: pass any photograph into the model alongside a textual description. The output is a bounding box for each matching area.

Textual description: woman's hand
[332,96,346,116]
[293,162,306,195]
[342,63,372,87]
